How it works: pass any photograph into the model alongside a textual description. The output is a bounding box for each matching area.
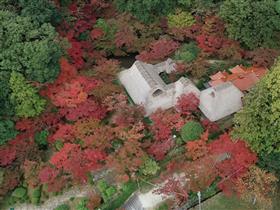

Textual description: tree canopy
[0,72,14,117]
[9,71,46,118]
[233,58,280,156]
[220,0,280,49]
[115,0,178,23]
[0,10,62,83]
[0,120,18,146]
[19,0,61,25]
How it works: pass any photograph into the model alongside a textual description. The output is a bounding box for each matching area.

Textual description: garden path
[9,185,93,210]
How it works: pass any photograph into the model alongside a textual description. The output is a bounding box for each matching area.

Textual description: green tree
[174,42,200,63]
[19,0,61,25]
[0,0,61,25]
[139,157,160,176]
[180,121,204,142]
[220,0,280,49]
[94,18,117,53]
[0,72,14,117]
[167,10,195,28]
[258,153,280,176]
[0,0,18,11]
[233,59,280,156]
[178,0,222,13]
[9,71,46,118]
[35,130,49,149]
[0,10,62,82]
[115,0,177,23]
[0,119,18,145]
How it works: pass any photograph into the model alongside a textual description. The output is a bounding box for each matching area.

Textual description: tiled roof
[231,73,259,91]
[209,65,267,91]
[247,66,267,78]
[210,71,228,80]
[230,65,246,74]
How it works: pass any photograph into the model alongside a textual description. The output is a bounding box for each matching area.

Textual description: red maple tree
[104,93,144,126]
[154,178,189,205]
[208,133,257,195]
[115,26,135,49]
[0,147,16,166]
[148,138,175,161]
[136,39,180,62]
[150,109,185,142]
[49,123,75,143]
[50,143,106,182]
[59,99,107,121]
[186,131,209,160]
[176,93,200,116]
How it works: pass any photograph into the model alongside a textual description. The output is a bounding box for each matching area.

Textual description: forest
[0,0,280,209]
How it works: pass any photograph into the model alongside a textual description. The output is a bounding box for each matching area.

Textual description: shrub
[12,187,27,199]
[30,187,41,205]
[76,198,89,210]
[54,204,70,210]
[97,180,117,203]
[100,181,137,210]
[180,121,204,142]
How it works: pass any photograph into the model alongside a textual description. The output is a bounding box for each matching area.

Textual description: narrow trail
[11,185,94,210]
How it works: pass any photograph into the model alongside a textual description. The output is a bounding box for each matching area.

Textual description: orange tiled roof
[247,66,267,78]
[210,71,228,80]
[226,73,240,81]
[230,65,246,74]
[231,73,259,91]
[209,65,267,91]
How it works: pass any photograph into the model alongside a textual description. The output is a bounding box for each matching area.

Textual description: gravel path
[10,185,93,210]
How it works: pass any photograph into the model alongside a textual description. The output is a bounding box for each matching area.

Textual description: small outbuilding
[119,59,200,115]
[199,82,244,122]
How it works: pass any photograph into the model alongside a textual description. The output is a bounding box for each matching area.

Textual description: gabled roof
[199,82,244,122]
[119,61,157,104]
[209,65,267,91]
[209,79,226,87]
[119,59,201,116]
[247,66,267,78]
[231,73,259,91]
[210,71,228,80]
[230,65,246,74]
